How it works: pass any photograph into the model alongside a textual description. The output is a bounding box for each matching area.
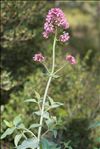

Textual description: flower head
[43,8,69,38]
[66,55,76,64]
[33,53,45,62]
[59,32,70,42]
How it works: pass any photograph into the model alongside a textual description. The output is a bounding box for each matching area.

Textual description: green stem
[54,63,67,75]
[37,30,57,149]
[42,62,50,73]
[51,29,57,73]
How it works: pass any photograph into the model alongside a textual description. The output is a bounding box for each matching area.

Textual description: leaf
[29,124,41,129]
[13,115,22,127]
[48,97,63,110]
[95,137,100,143]
[45,118,56,128]
[14,134,22,147]
[48,102,63,110]
[24,99,37,103]
[3,120,13,127]
[48,96,54,105]
[34,111,50,119]
[1,127,15,139]
[52,74,60,79]
[34,90,40,100]
[53,130,57,138]
[89,121,100,129]
[41,138,58,149]
[51,103,63,108]
[17,123,25,129]
[63,141,72,148]
[17,138,39,149]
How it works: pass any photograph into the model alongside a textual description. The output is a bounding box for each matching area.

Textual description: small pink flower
[66,55,76,64]
[59,33,70,42]
[33,53,45,62]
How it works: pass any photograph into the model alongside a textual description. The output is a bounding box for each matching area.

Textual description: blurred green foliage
[0,1,100,149]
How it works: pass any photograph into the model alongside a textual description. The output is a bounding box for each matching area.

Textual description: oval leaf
[1,127,15,139]
[25,99,37,103]
[17,138,39,149]
[13,115,22,127]
[14,134,22,147]
[17,123,25,129]
[34,111,49,119]
[34,90,40,100]
[29,124,41,129]
[41,138,58,149]
[3,120,12,127]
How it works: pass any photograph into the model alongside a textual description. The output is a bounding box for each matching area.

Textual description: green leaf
[52,74,60,79]
[3,120,13,127]
[17,123,25,129]
[34,90,41,100]
[1,127,15,139]
[63,141,72,148]
[29,124,41,129]
[48,96,54,105]
[89,121,100,129]
[51,103,63,108]
[17,138,39,149]
[13,115,22,127]
[14,134,22,147]
[34,111,50,119]
[95,137,100,143]
[24,99,37,103]
[45,119,55,128]
[41,138,58,149]
[53,130,57,138]
[48,96,63,110]
[48,102,63,110]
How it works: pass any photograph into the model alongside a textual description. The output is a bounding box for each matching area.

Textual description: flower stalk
[37,30,57,149]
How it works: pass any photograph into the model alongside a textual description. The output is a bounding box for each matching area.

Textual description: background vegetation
[1,1,100,149]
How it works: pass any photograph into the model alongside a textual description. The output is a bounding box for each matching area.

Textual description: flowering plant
[1,8,76,149]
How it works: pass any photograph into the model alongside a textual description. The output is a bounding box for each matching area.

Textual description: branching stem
[37,29,57,149]
[54,63,67,75]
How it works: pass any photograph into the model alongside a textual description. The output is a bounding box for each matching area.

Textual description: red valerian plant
[1,8,76,149]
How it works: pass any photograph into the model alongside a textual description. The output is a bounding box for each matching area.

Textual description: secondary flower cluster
[59,32,70,42]
[33,53,76,65]
[66,55,76,64]
[43,8,69,39]
[33,53,44,62]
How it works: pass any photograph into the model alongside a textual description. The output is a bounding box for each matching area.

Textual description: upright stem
[37,30,57,149]
[51,29,57,73]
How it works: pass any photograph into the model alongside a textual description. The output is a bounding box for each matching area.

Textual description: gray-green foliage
[1,89,63,148]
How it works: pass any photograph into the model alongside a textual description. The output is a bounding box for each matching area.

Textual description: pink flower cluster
[33,8,76,65]
[66,55,76,64]
[43,8,69,38]
[59,32,70,42]
[33,53,44,62]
